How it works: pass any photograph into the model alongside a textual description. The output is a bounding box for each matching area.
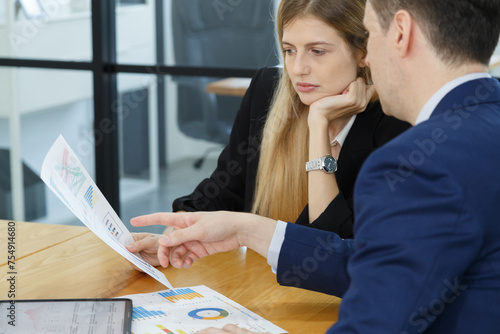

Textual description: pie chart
[188,308,229,320]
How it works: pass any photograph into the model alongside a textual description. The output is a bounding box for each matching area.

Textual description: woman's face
[282,16,362,106]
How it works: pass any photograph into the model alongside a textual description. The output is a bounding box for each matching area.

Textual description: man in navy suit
[129,0,500,332]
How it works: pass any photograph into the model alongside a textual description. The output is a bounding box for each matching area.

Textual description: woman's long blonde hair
[251,0,370,222]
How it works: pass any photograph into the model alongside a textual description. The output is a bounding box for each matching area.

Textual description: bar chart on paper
[159,288,204,303]
[120,285,286,334]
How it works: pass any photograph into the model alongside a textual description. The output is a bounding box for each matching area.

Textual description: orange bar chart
[159,288,204,303]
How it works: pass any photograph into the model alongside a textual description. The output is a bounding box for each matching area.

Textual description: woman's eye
[312,49,325,55]
[283,49,296,55]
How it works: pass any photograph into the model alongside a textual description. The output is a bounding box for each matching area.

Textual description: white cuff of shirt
[267,220,288,274]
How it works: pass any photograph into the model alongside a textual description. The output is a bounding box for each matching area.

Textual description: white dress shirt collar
[330,114,357,147]
[415,72,491,125]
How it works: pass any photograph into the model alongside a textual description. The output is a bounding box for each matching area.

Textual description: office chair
[171,0,278,167]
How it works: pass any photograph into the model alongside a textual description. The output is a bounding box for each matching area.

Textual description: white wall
[0,99,95,223]
[495,40,500,56]
[0,1,158,222]
[491,40,500,77]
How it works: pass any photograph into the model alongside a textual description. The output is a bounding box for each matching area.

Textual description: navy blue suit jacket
[277,77,500,333]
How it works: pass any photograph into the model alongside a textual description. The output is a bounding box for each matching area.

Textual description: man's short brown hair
[369,0,500,65]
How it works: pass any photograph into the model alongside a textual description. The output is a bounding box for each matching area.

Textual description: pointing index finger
[131,212,183,227]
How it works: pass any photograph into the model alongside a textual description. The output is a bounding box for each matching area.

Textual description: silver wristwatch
[305,155,337,173]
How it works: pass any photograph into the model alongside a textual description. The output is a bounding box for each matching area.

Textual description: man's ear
[358,53,368,68]
[393,10,412,58]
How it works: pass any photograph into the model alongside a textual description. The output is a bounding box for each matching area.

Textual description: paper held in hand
[40,134,173,289]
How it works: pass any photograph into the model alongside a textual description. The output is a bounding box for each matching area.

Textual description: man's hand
[125,233,163,269]
[130,211,277,269]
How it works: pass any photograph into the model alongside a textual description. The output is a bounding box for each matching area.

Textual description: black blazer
[295,99,411,237]
[173,67,411,238]
[173,67,277,213]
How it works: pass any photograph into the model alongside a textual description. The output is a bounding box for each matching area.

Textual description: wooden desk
[206,77,252,97]
[0,221,340,333]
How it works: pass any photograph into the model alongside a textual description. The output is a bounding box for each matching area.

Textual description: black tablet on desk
[0,298,132,334]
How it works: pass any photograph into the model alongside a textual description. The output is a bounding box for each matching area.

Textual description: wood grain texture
[0,221,89,266]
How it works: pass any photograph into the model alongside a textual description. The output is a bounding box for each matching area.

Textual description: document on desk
[119,285,287,334]
[40,134,173,289]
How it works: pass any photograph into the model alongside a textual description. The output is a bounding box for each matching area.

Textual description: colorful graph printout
[41,135,172,289]
[119,285,286,334]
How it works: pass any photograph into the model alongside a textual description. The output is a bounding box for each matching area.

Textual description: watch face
[323,156,337,173]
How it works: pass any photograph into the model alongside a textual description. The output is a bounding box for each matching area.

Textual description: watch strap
[305,157,322,172]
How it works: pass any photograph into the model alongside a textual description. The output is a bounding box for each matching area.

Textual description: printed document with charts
[119,285,287,333]
[40,135,173,289]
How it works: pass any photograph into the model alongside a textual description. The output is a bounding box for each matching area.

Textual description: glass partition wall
[0,0,280,228]
[1,0,498,227]
[115,0,280,232]
[0,0,94,223]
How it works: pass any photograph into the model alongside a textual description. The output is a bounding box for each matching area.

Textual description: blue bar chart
[159,288,204,303]
[132,306,166,320]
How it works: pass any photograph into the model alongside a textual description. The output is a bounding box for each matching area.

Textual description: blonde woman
[172,0,409,233]
[127,0,410,262]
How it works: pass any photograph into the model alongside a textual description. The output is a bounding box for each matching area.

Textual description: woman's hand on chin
[308,77,375,126]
